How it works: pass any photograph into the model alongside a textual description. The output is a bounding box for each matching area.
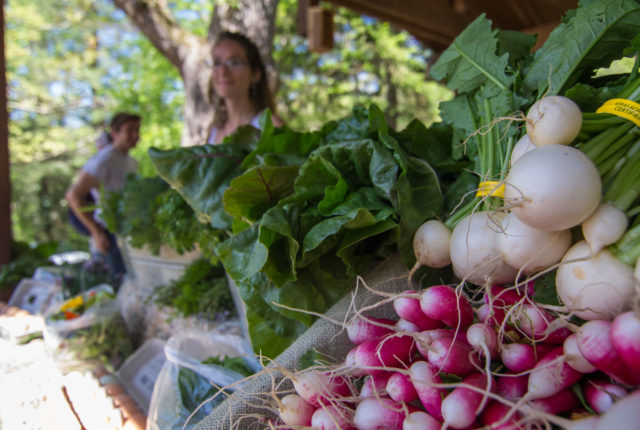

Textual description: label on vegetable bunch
[596,98,640,128]
[476,181,505,198]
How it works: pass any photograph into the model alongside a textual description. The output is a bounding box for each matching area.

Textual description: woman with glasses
[207,31,284,145]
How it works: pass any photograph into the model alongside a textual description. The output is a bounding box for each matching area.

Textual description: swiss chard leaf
[523,0,640,97]
[430,14,515,96]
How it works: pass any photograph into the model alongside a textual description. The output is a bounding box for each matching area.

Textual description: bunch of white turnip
[271,94,640,429]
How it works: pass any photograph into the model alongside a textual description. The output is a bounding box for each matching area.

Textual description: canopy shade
[324,0,579,51]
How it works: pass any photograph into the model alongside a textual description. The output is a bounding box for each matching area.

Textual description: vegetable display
[262,0,640,428]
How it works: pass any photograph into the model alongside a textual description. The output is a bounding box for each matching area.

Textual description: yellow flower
[60,295,84,311]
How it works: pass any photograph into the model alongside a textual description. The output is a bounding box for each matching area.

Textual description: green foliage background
[5,0,451,251]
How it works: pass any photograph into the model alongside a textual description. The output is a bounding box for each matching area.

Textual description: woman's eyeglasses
[206,57,247,69]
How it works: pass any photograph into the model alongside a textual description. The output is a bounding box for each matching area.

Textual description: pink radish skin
[500,343,537,373]
[441,372,496,429]
[528,389,579,415]
[576,320,640,385]
[353,397,408,430]
[402,411,442,430]
[393,290,444,330]
[359,373,391,398]
[479,285,525,326]
[415,328,469,357]
[496,374,529,401]
[594,389,640,429]
[396,319,421,333]
[584,378,628,414]
[420,285,474,329]
[513,303,571,344]
[354,335,415,375]
[278,394,316,426]
[386,372,418,403]
[347,316,396,345]
[293,371,352,407]
[526,346,583,400]
[467,323,499,359]
[311,404,354,430]
[409,361,445,421]
[563,334,597,373]
[610,311,640,372]
[480,401,522,430]
[426,337,476,377]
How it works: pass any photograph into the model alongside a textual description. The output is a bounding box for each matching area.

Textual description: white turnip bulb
[413,219,452,268]
[526,95,582,147]
[582,203,628,253]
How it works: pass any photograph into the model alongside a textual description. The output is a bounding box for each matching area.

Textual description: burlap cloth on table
[194,253,410,430]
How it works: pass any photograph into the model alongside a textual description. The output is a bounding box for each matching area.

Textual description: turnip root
[510,134,536,168]
[526,95,582,147]
[581,203,628,253]
[556,241,635,320]
[413,219,452,268]
[504,144,601,232]
[497,212,572,275]
[449,211,518,285]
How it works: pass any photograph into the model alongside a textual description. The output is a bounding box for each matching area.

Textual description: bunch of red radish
[275,283,640,429]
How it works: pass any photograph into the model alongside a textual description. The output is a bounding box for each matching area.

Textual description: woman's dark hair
[212,31,275,127]
[109,112,141,131]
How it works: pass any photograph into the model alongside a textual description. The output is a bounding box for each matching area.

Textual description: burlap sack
[194,253,410,430]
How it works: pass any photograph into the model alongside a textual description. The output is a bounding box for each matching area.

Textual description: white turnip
[413,219,452,269]
[510,134,536,168]
[526,95,582,147]
[581,203,628,253]
[556,241,635,320]
[449,211,518,285]
[497,212,572,275]
[504,144,601,232]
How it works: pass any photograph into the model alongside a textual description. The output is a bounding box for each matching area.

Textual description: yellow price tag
[596,98,640,128]
[476,181,505,198]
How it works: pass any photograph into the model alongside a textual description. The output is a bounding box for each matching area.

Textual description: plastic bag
[43,284,123,372]
[146,330,261,430]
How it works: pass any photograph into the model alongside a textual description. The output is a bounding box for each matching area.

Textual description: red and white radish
[467,322,499,359]
[293,371,352,407]
[526,346,583,400]
[557,241,635,320]
[426,337,476,377]
[420,284,475,329]
[409,361,445,421]
[497,212,572,274]
[354,335,415,375]
[512,303,571,344]
[353,397,407,430]
[393,290,443,331]
[594,389,640,430]
[449,211,518,285]
[347,316,396,345]
[413,219,452,269]
[386,372,418,403]
[563,334,597,374]
[496,374,528,401]
[441,372,495,429]
[359,373,391,398]
[528,388,579,415]
[610,310,640,372]
[499,343,537,373]
[402,411,441,430]
[480,400,522,430]
[526,95,582,147]
[504,144,601,232]
[575,319,640,385]
[581,203,628,253]
[583,378,627,414]
[278,393,316,426]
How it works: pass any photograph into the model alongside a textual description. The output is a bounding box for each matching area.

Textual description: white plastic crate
[8,278,62,315]
[116,338,167,414]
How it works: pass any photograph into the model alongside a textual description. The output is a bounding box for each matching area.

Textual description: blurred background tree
[5,0,451,251]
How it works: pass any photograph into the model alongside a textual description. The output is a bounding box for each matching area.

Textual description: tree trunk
[112,0,279,147]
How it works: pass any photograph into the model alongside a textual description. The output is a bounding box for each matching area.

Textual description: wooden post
[308,5,334,53]
[0,0,12,265]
